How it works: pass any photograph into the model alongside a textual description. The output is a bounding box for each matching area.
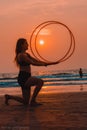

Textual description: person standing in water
[5,38,58,106]
[79,68,83,78]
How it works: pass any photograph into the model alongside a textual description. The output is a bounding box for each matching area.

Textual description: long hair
[15,38,27,66]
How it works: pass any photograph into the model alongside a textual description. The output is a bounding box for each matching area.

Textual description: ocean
[0,69,87,88]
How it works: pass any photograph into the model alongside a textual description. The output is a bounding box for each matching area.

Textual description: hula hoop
[29,21,75,63]
[35,21,75,62]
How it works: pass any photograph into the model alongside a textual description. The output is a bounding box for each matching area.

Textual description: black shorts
[18,71,31,89]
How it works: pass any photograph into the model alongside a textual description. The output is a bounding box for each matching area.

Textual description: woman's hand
[45,61,59,66]
[52,61,59,65]
[44,63,48,67]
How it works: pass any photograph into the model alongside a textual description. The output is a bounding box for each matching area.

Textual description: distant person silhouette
[4,38,59,106]
[79,68,83,78]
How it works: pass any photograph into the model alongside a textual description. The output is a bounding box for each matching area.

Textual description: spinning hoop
[29,21,75,63]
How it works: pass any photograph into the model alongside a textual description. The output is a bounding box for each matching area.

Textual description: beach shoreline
[0,84,87,96]
[0,85,87,129]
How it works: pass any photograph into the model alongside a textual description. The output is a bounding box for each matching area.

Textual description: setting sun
[39,40,45,45]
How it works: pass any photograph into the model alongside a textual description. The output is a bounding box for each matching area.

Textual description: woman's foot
[30,101,43,107]
[5,94,10,105]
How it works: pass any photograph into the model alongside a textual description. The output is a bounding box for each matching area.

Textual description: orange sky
[0,0,87,73]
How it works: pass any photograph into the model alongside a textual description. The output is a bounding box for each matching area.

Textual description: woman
[5,38,58,106]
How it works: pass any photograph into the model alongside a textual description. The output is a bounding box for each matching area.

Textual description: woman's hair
[15,38,26,66]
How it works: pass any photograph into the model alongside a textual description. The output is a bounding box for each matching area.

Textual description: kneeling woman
[5,38,58,106]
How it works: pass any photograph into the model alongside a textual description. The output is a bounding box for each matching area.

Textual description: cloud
[0,0,87,18]
[35,28,51,35]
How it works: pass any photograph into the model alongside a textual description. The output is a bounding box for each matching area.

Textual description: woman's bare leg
[5,87,31,106]
[30,79,43,103]
[25,77,44,105]
[5,94,25,105]
[21,87,31,105]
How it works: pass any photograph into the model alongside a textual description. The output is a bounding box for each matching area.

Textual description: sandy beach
[0,85,87,129]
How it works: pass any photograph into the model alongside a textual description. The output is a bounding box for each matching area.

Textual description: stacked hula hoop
[29,21,75,63]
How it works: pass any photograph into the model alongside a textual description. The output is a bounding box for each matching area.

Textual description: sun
[39,40,45,45]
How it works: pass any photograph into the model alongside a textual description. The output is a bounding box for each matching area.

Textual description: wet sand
[0,85,87,129]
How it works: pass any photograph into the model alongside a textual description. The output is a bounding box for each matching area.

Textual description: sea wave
[0,69,87,88]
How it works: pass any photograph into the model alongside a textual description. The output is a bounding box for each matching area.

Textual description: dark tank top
[18,53,30,66]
